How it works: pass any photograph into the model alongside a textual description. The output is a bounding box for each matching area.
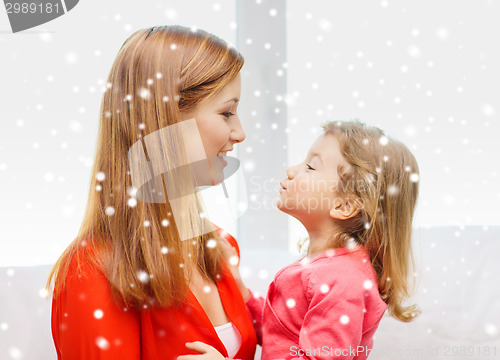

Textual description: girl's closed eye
[306,163,315,170]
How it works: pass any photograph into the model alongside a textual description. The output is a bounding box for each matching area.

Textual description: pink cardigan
[245,246,387,360]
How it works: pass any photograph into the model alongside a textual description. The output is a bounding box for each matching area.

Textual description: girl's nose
[286,164,298,180]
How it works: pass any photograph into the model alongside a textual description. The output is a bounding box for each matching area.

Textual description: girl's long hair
[46,25,244,308]
[322,120,420,322]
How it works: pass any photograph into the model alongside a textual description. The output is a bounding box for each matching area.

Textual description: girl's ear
[330,196,360,220]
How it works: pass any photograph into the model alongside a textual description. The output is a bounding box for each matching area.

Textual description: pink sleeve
[244,290,264,346]
[292,271,366,360]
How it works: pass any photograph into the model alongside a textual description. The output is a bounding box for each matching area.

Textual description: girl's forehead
[310,134,340,153]
[309,134,345,166]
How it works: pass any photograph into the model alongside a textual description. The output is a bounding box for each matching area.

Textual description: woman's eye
[306,163,315,170]
[222,112,235,118]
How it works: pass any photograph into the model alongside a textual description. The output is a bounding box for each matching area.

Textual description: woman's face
[180,73,245,186]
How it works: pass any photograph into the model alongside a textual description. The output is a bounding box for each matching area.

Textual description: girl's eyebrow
[308,152,323,164]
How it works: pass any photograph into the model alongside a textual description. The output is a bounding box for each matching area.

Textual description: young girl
[179,120,420,360]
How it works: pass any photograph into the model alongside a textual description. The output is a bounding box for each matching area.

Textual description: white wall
[0,0,238,266]
[285,0,500,247]
[1,0,499,266]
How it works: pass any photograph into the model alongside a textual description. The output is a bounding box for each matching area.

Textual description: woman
[46,25,257,359]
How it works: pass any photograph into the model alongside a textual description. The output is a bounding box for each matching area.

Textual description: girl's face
[277,134,346,223]
[180,74,245,186]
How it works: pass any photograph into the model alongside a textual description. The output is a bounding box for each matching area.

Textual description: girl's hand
[177,342,225,360]
[219,238,250,301]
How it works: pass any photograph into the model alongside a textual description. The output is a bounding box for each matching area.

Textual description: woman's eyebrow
[221,98,239,104]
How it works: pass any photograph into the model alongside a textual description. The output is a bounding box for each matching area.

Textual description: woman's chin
[194,172,225,187]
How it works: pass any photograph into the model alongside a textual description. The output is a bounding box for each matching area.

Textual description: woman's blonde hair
[321,120,420,322]
[46,25,244,308]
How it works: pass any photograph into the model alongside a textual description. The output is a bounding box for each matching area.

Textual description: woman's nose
[231,116,246,143]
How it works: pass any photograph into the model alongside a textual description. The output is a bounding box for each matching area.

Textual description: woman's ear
[330,196,360,220]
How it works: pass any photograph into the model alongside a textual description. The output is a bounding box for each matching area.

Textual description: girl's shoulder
[303,246,377,289]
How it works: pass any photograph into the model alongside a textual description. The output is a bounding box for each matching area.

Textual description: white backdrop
[285,0,500,248]
[1,1,499,359]
[0,0,238,266]
[0,0,499,263]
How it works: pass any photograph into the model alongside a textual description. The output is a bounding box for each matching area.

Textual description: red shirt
[51,226,257,360]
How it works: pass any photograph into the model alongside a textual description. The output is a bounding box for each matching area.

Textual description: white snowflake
[96,336,110,350]
[340,315,350,324]
[38,288,48,298]
[258,270,268,279]
[436,27,450,40]
[96,172,106,181]
[387,185,399,196]
[44,172,55,182]
[137,270,150,283]
[206,239,217,248]
[363,280,373,290]
[138,87,151,100]
[482,104,495,117]
[94,309,104,319]
[407,45,421,58]
[485,323,498,336]
[9,347,22,359]
[318,19,331,32]
[65,52,78,64]
[127,198,137,207]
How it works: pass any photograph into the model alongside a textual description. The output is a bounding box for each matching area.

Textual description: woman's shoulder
[53,237,137,319]
[65,238,106,277]
[56,237,115,304]
[52,238,141,357]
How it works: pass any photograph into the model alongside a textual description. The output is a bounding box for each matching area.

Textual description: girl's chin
[276,199,292,213]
